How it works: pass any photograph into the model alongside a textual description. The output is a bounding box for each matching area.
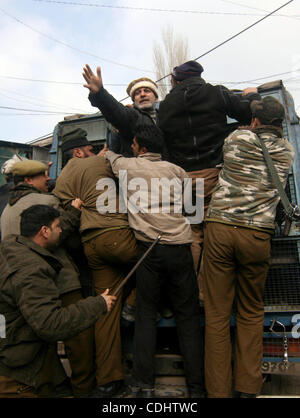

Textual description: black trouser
[132,241,205,393]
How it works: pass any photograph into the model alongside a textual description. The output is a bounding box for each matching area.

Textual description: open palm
[83,64,103,94]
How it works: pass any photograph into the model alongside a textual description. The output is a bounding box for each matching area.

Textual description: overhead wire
[0,6,154,73]
[0,87,89,114]
[218,0,300,20]
[1,69,299,87]
[0,105,91,115]
[32,0,300,18]
[119,0,295,101]
[0,1,296,111]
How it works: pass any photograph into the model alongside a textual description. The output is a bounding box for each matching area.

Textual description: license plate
[262,361,298,375]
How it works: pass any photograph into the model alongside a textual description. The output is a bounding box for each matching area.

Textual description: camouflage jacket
[206,126,295,231]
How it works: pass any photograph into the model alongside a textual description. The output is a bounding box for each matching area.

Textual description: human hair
[20,204,60,237]
[62,148,74,167]
[5,173,13,183]
[13,172,45,186]
[133,124,165,154]
[13,174,26,185]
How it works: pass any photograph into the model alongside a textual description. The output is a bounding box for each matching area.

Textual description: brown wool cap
[12,160,48,177]
[126,77,159,99]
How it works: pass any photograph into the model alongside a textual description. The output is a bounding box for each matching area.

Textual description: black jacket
[158,77,261,172]
[89,87,158,157]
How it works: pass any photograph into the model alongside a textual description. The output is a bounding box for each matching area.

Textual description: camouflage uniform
[206,126,295,230]
[203,126,294,398]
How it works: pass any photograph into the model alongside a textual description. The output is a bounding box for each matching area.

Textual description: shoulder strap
[258,135,300,220]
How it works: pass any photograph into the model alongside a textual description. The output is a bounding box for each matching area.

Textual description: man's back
[107,151,192,244]
[53,155,128,232]
[1,192,58,239]
[159,76,260,171]
[207,126,295,230]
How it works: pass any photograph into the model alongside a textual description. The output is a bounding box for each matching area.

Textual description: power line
[0,75,82,85]
[0,113,72,116]
[0,6,154,73]
[219,0,300,20]
[0,75,126,85]
[192,1,294,67]
[0,87,89,113]
[1,68,299,89]
[0,105,90,115]
[212,69,300,85]
[156,1,294,82]
[118,0,295,101]
[32,0,300,18]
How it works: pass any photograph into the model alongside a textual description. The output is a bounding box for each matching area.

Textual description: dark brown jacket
[0,235,107,388]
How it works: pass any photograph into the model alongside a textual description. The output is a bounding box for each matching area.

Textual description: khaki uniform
[54,155,138,386]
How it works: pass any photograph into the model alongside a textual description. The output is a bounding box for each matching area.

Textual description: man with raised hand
[83,64,159,156]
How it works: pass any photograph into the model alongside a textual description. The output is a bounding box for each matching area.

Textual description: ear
[40,225,49,239]
[140,146,148,155]
[73,148,84,158]
[250,117,260,129]
[24,176,33,185]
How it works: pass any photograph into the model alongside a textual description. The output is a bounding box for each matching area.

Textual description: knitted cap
[172,61,204,81]
[126,77,159,99]
[61,128,89,153]
[251,96,285,125]
[1,154,28,175]
[12,160,48,177]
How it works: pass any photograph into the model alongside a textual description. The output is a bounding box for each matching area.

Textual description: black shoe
[97,381,131,398]
[136,388,155,398]
[76,387,107,398]
[239,392,257,398]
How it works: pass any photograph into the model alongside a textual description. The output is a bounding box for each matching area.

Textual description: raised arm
[82,65,137,140]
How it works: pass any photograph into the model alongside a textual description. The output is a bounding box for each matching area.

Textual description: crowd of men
[0,60,294,398]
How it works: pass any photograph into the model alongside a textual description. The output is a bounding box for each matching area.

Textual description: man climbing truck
[48,79,300,395]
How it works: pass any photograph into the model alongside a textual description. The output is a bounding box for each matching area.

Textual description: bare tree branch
[153,25,190,99]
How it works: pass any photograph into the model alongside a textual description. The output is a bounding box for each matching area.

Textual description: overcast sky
[0,0,299,144]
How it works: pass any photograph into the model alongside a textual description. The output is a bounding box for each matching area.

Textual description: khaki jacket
[53,155,129,233]
[0,235,107,388]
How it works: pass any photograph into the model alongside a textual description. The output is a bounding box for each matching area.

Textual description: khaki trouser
[188,168,221,300]
[203,222,271,397]
[0,375,37,398]
[60,290,96,396]
[83,228,138,386]
[0,291,95,398]
[0,345,69,398]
